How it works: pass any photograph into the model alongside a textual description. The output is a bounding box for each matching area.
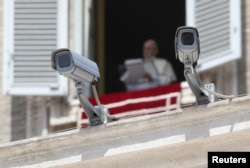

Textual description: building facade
[0,0,250,143]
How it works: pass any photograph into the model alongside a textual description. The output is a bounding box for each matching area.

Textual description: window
[186,0,241,71]
[3,0,68,95]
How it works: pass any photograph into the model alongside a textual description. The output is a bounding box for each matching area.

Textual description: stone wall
[241,0,250,94]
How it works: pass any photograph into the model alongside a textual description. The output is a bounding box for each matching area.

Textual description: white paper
[124,58,145,84]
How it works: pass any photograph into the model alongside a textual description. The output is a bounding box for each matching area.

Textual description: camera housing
[51,48,100,85]
[175,26,210,105]
[51,48,114,126]
[175,26,200,67]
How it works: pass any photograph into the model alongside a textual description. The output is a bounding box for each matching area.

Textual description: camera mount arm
[183,63,210,105]
[75,81,110,126]
[51,48,118,126]
[175,26,210,105]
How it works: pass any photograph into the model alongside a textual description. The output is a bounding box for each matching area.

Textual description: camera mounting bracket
[183,64,210,105]
[75,81,110,126]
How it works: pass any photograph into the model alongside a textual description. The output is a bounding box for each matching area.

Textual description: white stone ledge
[1,95,250,167]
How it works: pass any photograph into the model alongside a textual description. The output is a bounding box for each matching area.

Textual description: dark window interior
[105,0,186,93]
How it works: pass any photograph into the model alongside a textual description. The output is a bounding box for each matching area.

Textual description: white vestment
[143,57,177,84]
[121,57,177,91]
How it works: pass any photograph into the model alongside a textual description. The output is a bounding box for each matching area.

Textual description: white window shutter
[3,0,68,95]
[186,0,241,71]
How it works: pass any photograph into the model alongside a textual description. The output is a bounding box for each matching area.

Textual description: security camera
[175,26,200,68]
[174,26,234,105]
[51,48,100,85]
[175,26,210,105]
[51,48,117,126]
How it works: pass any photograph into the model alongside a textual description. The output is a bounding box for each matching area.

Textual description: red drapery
[81,82,181,120]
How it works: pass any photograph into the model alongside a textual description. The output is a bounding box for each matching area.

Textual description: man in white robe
[121,39,177,90]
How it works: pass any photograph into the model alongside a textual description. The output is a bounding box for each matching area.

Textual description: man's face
[143,41,158,59]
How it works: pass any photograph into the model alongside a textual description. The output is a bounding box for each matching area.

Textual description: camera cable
[91,85,118,121]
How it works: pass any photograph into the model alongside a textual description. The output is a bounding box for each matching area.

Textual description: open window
[3,0,68,95]
[186,0,241,71]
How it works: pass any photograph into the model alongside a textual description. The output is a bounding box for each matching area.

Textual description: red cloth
[81,82,181,119]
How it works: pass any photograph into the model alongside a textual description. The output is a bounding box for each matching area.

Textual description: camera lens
[181,32,194,45]
[58,54,71,68]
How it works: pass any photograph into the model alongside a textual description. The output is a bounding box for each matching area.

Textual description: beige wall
[0,0,11,143]
[242,0,250,94]
[199,61,238,96]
